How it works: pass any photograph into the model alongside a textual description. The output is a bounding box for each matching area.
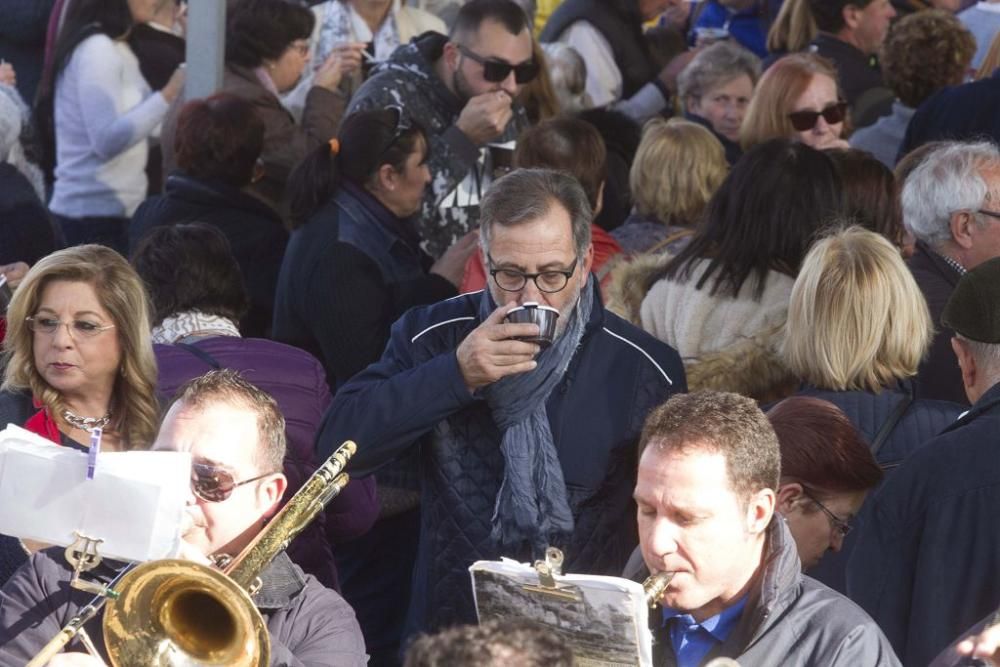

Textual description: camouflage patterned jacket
[346,31,529,258]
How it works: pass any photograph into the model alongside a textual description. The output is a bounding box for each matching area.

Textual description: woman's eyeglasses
[802,488,852,538]
[457,45,539,84]
[191,462,270,503]
[26,316,115,339]
[787,101,848,132]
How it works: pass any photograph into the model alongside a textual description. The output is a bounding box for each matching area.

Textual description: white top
[639,258,794,360]
[556,20,668,124]
[49,34,169,219]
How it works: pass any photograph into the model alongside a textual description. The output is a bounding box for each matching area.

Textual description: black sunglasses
[191,462,270,503]
[457,44,539,84]
[787,101,848,132]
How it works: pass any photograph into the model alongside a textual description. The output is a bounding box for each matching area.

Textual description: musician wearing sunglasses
[0,370,367,667]
[741,52,851,152]
[345,0,534,258]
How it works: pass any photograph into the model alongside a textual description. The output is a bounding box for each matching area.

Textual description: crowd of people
[3,0,1000,665]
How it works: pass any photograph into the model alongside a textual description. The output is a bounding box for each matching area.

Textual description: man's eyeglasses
[787,101,848,132]
[191,462,271,503]
[487,254,578,293]
[977,209,1000,222]
[802,489,852,538]
[456,45,539,84]
[26,316,115,339]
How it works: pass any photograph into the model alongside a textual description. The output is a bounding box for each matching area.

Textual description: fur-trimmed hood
[606,254,796,403]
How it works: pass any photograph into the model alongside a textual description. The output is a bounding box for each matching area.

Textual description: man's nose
[646,518,679,557]
[500,71,518,98]
[517,277,543,304]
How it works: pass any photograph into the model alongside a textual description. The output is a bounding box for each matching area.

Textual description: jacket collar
[941,381,1000,435]
[164,172,283,222]
[911,240,963,287]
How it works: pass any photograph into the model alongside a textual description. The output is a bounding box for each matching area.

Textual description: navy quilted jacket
[317,288,685,637]
[795,385,962,595]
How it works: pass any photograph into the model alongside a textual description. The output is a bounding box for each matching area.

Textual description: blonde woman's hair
[630,118,728,227]
[782,226,932,391]
[2,245,159,449]
[740,52,842,150]
[766,0,817,54]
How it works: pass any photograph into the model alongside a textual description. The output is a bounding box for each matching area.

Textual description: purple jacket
[154,336,378,589]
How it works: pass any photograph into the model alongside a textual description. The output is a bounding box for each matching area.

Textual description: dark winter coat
[316,286,686,639]
[795,384,962,594]
[907,240,967,404]
[848,381,1000,667]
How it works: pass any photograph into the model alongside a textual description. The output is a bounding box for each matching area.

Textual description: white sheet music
[0,424,190,562]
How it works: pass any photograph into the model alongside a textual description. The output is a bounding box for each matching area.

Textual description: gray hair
[541,43,592,113]
[480,168,593,258]
[677,40,761,104]
[956,334,1000,381]
[902,141,1000,248]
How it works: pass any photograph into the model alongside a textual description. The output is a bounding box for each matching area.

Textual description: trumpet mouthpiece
[642,571,674,608]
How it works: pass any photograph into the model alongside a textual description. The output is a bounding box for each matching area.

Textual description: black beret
[942,257,1000,344]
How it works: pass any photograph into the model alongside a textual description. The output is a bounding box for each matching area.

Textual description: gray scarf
[480,275,595,554]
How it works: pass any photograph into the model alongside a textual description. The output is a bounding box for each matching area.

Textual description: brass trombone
[28,440,357,667]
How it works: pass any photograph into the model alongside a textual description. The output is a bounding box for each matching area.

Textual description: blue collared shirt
[661,595,748,667]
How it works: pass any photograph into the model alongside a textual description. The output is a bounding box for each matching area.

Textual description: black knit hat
[942,257,1000,343]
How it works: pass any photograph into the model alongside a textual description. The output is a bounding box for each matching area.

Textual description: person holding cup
[317,167,685,643]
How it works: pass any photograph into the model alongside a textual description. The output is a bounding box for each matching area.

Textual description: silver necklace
[62,409,112,431]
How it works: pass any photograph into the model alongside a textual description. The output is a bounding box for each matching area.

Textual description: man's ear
[952,336,978,394]
[950,210,977,251]
[776,482,803,515]
[259,473,288,520]
[443,41,460,72]
[747,488,776,535]
[842,4,862,31]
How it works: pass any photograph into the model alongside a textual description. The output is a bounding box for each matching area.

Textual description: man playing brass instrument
[625,391,899,667]
[0,370,367,666]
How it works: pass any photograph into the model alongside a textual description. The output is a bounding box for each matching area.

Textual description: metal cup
[505,302,559,349]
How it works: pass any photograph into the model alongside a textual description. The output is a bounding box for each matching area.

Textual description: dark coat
[0,163,58,265]
[0,548,367,666]
[847,381,1000,667]
[153,336,379,590]
[907,240,967,404]
[316,286,686,638]
[810,33,894,128]
[540,0,656,98]
[900,70,1000,158]
[129,173,289,340]
[795,385,962,594]
[622,517,901,666]
[273,182,455,391]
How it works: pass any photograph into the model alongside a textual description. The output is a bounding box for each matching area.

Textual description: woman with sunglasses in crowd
[274,107,475,663]
[0,245,159,584]
[767,396,883,573]
[160,0,348,217]
[740,52,851,152]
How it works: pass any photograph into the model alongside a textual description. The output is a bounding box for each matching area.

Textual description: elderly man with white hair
[902,140,1000,404]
